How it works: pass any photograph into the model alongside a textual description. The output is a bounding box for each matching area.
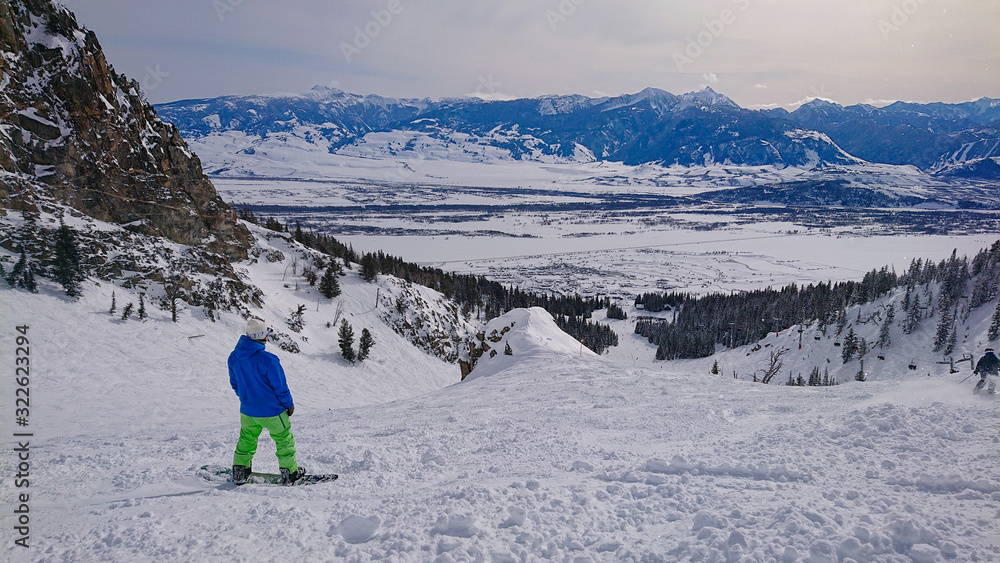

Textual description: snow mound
[334,515,382,544]
[464,307,597,382]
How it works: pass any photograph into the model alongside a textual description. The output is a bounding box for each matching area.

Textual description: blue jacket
[228,335,294,418]
[975,352,999,377]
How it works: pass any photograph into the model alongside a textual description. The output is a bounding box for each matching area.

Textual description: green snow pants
[233,412,298,472]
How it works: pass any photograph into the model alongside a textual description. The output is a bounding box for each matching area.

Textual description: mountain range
[155,86,1000,177]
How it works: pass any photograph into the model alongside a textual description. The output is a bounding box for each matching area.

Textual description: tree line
[636,241,1000,360]
[243,209,620,355]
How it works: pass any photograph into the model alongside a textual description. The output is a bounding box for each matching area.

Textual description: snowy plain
[199,144,1000,300]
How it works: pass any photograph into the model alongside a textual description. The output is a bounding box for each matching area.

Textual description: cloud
[58,0,999,108]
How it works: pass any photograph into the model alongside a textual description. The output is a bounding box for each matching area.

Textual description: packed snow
[2,227,999,561]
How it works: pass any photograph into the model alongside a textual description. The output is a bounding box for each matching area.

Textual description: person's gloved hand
[285,406,294,417]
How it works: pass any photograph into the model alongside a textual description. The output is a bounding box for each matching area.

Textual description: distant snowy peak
[597,87,679,113]
[538,94,596,116]
[795,98,845,116]
[299,85,434,113]
[677,87,739,110]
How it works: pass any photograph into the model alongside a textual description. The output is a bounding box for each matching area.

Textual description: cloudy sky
[60,0,998,107]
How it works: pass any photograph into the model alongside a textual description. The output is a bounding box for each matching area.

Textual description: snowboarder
[972,347,999,395]
[228,318,305,484]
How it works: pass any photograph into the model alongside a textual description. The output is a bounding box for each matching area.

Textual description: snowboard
[199,464,338,486]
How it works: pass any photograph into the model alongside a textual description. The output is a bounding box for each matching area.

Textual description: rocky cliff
[0,0,249,259]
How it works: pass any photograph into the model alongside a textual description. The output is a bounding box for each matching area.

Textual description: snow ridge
[464,307,598,381]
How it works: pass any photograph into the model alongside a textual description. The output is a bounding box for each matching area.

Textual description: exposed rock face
[0,0,249,259]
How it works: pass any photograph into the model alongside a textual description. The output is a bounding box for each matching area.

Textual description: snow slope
[0,215,477,439]
[3,279,999,561]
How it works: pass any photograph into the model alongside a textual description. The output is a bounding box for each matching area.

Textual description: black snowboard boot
[280,466,306,485]
[232,464,251,486]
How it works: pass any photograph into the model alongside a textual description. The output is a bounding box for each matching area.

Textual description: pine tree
[303,267,318,286]
[904,293,922,334]
[842,327,858,364]
[944,324,958,356]
[360,254,378,283]
[288,304,306,333]
[933,308,952,352]
[338,319,356,364]
[7,249,36,292]
[263,217,284,232]
[900,288,911,322]
[711,360,720,375]
[54,221,83,297]
[822,367,832,386]
[989,301,1000,341]
[138,293,147,321]
[855,368,866,382]
[835,308,848,336]
[6,250,25,286]
[319,265,341,299]
[109,291,117,315]
[237,204,258,224]
[878,303,894,348]
[23,264,37,293]
[808,366,822,386]
[786,372,806,386]
[121,302,134,321]
[358,328,375,362]
[607,303,628,320]
[655,345,667,361]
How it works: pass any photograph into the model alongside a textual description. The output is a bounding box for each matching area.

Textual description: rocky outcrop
[0,0,249,259]
[460,324,513,380]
